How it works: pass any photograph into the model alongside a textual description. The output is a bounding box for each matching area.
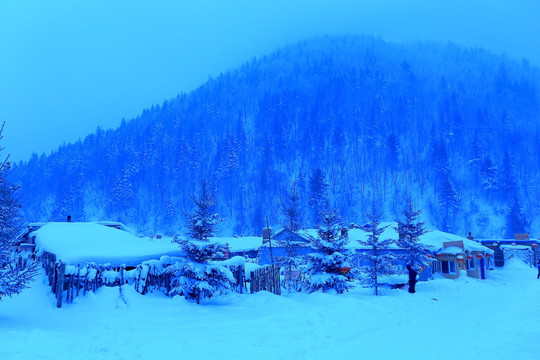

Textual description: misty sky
[1,0,539,162]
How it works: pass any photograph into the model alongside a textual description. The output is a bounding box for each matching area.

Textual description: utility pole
[266,216,274,266]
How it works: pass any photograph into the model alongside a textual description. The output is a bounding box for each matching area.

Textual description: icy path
[1,259,539,360]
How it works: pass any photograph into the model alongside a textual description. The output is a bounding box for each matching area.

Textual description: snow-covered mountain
[12,36,540,237]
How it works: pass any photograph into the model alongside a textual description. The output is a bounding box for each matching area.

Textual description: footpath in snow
[1,258,539,360]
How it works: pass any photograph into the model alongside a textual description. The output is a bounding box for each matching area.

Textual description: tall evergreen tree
[303,208,353,294]
[500,150,517,196]
[0,124,38,299]
[505,194,527,239]
[358,202,395,295]
[308,169,329,226]
[395,200,429,271]
[184,181,222,241]
[281,179,303,234]
[480,157,498,194]
[386,133,400,170]
[170,181,232,304]
[279,179,304,290]
[438,173,459,232]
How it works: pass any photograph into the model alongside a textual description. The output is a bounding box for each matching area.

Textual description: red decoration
[457,257,464,262]
[339,267,351,275]
[486,253,492,257]
[476,254,484,259]
[435,253,442,257]
[467,255,473,260]
[532,244,538,249]
[426,254,432,258]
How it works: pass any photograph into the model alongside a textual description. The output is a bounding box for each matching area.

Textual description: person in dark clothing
[537,261,540,279]
[406,265,418,293]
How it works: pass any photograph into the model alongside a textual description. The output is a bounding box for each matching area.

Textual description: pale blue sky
[1,0,539,161]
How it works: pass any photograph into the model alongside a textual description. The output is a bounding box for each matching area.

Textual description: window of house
[467,258,475,270]
[441,260,456,274]
[432,260,438,273]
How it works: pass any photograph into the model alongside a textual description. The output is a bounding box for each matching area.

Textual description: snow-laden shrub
[166,257,234,303]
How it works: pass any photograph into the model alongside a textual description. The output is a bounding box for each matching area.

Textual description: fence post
[56,262,65,308]
[76,264,80,297]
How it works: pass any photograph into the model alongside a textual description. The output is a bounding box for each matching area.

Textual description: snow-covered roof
[301,222,493,254]
[275,228,311,242]
[94,221,136,234]
[210,236,262,252]
[500,245,532,251]
[33,222,183,266]
[440,246,464,255]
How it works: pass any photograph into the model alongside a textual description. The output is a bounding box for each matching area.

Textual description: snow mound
[504,257,532,270]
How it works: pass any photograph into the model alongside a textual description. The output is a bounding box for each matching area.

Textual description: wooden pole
[56,262,65,308]
[76,264,80,297]
[266,216,274,266]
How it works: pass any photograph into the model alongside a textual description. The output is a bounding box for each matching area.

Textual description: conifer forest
[11,36,540,238]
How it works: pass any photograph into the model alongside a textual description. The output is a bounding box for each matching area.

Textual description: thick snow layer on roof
[419,232,493,254]
[500,244,531,250]
[210,236,263,252]
[440,246,464,255]
[299,223,493,254]
[94,221,136,234]
[33,222,183,266]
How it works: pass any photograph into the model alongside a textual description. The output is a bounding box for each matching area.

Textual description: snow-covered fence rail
[39,252,247,307]
[250,265,281,295]
[41,252,127,308]
[133,262,173,295]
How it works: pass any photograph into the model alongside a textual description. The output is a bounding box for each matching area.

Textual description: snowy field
[1,259,539,360]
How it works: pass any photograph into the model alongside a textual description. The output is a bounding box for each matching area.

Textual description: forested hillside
[12,36,540,238]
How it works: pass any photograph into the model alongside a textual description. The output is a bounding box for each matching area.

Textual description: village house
[21,221,186,307]
[475,233,539,267]
[257,223,494,281]
[257,228,313,266]
[431,240,493,280]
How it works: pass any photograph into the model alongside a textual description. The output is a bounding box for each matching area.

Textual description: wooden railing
[250,265,281,295]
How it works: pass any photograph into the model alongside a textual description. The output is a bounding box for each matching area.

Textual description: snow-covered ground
[1,258,539,360]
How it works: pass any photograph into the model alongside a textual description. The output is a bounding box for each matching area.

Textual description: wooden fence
[250,265,281,295]
[40,252,246,307]
[42,252,125,308]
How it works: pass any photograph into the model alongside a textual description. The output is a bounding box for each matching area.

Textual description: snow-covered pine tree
[184,181,222,241]
[0,123,39,300]
[308,169,329,226]
[438,173,459,232]
[279,179,304,291]
[394,200,429,271]
[170,181,233,304]
[303,208,353,294]
[480,157,498,195]
[358,202,395,295]
[505,193,527,239]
